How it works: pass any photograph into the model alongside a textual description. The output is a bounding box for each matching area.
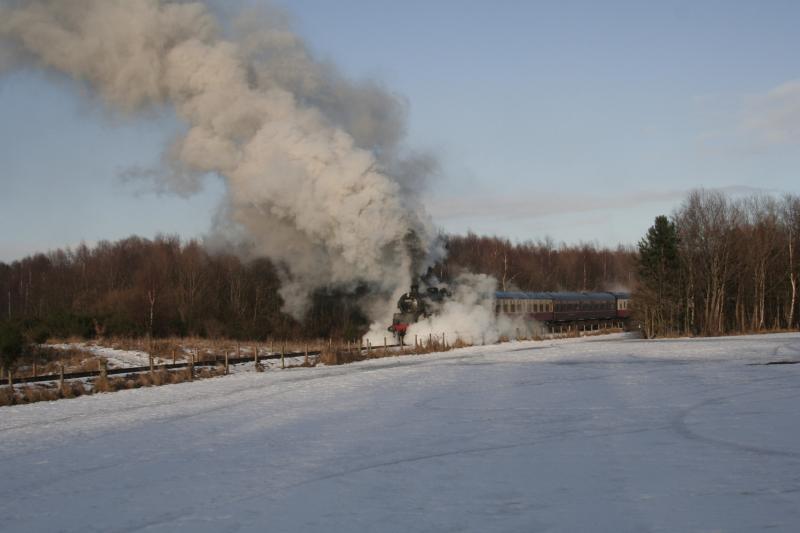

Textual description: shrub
[0,322,24,375]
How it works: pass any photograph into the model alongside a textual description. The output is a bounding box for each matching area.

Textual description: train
[388,286,630,340]
[388,284,450,339]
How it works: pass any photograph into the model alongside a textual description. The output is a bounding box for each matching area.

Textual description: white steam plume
[0,0,441,317]
[364,273,544,347]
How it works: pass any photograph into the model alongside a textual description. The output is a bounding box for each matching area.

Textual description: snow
[48,343,155,368]
[2,332,800,532]
[45,343,309,371]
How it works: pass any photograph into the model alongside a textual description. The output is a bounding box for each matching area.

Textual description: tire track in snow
[671,381,800,459]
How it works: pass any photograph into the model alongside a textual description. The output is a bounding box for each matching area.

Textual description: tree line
[636,190,800,337]
[0,234,636,344]
[0,236,368,343]
[436,233,636,292]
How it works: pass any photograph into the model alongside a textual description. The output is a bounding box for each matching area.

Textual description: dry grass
[318,335,479,365]
[0,386,15,406]
[19,385,59,404]
[13,346,101,379]
[0,364,230,407]
[103,336,333,359]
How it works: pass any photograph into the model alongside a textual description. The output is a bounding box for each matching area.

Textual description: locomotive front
[388,283,450,341]
[388,284,425,340]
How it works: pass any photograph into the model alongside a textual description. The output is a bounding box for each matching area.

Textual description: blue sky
[2,0,800,261]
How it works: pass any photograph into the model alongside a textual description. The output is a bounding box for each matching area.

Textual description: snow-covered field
[2,332,799,532]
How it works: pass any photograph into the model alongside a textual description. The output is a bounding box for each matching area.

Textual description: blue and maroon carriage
[494,291,630,323]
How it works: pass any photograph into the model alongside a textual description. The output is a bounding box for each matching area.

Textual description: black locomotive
[387,284,449,340]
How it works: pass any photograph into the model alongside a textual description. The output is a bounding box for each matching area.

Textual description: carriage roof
[495,291,628,301]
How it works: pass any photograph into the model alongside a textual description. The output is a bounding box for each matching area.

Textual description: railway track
[7,350,318,386]
[7,343,407,386]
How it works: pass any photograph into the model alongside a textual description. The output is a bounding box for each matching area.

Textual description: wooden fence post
[281,342,286,369]
[171,348,176,365]
[384,337,387,356]
[59,364,64,391]
[149,355,154,376]
[224,351,229,375]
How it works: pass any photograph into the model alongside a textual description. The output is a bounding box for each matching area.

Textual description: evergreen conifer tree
[637,215,681,337]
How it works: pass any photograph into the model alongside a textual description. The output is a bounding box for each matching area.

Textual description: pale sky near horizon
[2,0,800,262]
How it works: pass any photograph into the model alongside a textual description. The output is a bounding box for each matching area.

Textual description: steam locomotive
[388,286,630,340]
[387,284,450,339]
